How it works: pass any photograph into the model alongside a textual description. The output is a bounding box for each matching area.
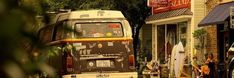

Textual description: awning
[145,8,192,24]
[198,1,234,26]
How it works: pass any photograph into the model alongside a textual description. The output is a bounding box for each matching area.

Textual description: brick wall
[205,0,221,13]
[203,0,220,60]
[205,26,218,59]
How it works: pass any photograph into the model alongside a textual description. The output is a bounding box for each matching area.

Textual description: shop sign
[147,0,156,7]
[148,0,168,7]
[149,0,191,14]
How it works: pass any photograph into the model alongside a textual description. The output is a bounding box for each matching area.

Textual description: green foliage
[193,28,207,40]
[41,0,151,28]
[77,0,115,10]
[193,28,207,64]
[42,0,70,11]
[47,46,61,57]
[0,0,56,78]
[193,28,207,50]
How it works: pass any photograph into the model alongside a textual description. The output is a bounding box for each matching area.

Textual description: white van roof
[69,10,125,19]
[50,10,125,24]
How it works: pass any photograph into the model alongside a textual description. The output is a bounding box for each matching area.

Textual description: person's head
[207,53,214,59]
[193,56,197,60]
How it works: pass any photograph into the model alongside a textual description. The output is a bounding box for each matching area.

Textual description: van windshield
[74,22,123,38]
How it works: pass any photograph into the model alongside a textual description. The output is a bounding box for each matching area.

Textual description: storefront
[198,1,234,78]
[146,16,192,77]
[145,0,207,77]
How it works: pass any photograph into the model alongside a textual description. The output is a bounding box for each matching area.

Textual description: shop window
[178,22,188,64]
[167,24,177,60]
[181,27,186,34]
[178,22,187,47]
[157,24,177,64]
[157,25,165,64]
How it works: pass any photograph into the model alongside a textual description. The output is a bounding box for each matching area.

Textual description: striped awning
[145,8,192,22]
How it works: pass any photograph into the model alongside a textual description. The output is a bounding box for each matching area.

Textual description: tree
[193,28,207,63]
[0,0,57,78]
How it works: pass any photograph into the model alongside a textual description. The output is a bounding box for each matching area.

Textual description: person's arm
[193,65,201,72]
[205,58,211,64]
[191,61,201,72]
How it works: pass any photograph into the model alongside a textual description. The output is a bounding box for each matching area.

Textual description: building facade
[144,0,206,77]
[142,0,234,77]
[198,0,234,77]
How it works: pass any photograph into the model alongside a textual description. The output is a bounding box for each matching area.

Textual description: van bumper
[62,72,138,78]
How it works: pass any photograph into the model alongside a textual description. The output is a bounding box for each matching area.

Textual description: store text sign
[148,0,191,14]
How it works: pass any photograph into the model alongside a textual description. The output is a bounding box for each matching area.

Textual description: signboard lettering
[148,0,191,14]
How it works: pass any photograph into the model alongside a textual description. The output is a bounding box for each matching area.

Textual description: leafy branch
[193,28,207,50]
[193,28,207,63]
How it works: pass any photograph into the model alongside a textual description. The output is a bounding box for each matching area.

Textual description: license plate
[96,60,110,67]
[96,73,109,78]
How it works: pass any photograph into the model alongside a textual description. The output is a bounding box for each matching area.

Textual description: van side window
[39,25,53,43]
[54,22,63,40]
[54,21,72,40]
